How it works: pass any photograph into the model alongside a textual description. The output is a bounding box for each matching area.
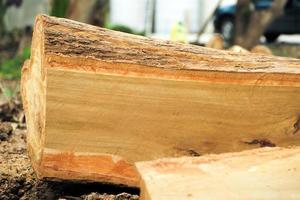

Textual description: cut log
[251,45,273,55]
[22,14,300,186]
[136,147,300,200]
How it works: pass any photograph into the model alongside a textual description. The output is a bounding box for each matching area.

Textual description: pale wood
[136,147,300,200]
[251,45,273,55]
[22,14,300,186]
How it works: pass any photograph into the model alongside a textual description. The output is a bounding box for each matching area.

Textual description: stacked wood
[136,147,300,200]
[205,34,224,50]
[22,15,300,186]
[251,45,273,55]
[229,45,249,53]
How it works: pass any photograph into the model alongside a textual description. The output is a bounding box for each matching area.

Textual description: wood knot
[175,147,201,157]
[293,117,300,134]
[244,139,276,147]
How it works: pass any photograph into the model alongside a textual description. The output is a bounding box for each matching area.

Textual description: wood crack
[243,139,276,147]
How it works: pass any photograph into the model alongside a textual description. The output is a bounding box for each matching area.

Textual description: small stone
[116,193,139,200]
[0,122,13,141]
[0,132,9,141]
[18,189,25,196]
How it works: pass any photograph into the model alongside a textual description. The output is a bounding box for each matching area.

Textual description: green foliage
[105,23,145,36]
[50,0,70,18]
[0,80,19,101]
[0,84,13,100]
[0,47,30,79]
[106,24,134,34]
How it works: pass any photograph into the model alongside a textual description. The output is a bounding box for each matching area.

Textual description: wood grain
[46,68,300,158]
[22,14,300,186]
[136,147,300,200]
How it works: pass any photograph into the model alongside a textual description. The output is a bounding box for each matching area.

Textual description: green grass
[105,23,145,36]
[0,47,30,79]
[0,82,15,100]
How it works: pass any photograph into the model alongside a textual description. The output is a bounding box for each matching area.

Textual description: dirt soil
[0,87,139,200]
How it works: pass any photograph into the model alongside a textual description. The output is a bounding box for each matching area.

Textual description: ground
[0,82,139,200]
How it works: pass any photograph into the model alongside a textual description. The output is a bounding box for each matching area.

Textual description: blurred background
[0,0,300,82]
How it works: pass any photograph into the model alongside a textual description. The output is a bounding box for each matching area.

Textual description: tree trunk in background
[66,0,97,24]
[0,0,7,37]
[234,0,287,49]
[50,0,109,27]
[234,0,251,46]
[89,0,109,27]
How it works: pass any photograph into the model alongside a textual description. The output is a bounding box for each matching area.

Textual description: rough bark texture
[39,14,300,73]
[22,15,300,186]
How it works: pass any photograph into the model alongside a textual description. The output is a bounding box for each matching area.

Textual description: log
[251,45,273,55]
[22,14,300,186]
[136,147,300,200]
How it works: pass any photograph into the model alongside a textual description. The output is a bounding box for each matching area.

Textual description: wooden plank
[136,147,300,200]
[22,14,300,186]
